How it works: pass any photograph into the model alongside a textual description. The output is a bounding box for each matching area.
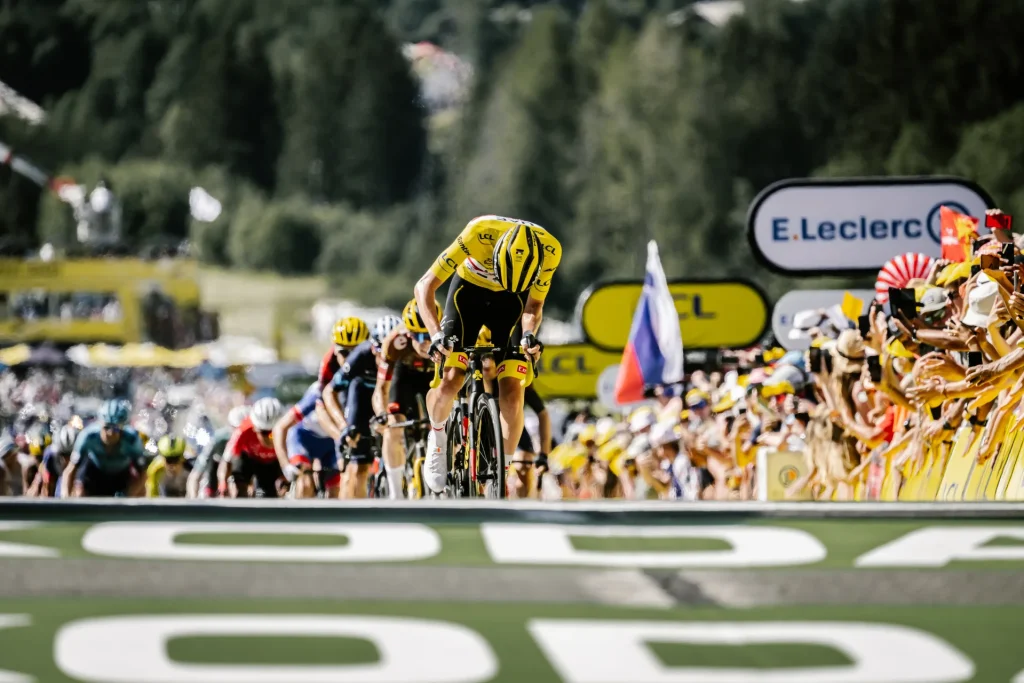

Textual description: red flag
[939,205,978,262]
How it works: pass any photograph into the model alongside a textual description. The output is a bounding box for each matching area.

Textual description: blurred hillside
[1,0,1024,316]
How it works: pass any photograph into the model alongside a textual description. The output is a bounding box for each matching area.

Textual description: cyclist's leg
[310,433,341,498]
[342,379,375,499]
[228,454,252,498]
[424,275,478,492]
[285,427,315,498]
[490,291,530,458]
[253,459,280,499]
[382,364,412,499]
[508,425,536,499]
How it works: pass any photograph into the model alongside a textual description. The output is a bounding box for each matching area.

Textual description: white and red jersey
[225,417,278,462]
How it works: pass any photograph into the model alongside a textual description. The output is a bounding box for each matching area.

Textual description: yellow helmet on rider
[402,298,442,335]
[493,223,545,293]
[332,317,370,347]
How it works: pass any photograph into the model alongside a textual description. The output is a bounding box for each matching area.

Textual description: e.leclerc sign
[747,177,995,274]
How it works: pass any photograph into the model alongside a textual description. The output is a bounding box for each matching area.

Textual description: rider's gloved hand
[283,463,302,482]
[428,332,452,362]
[520,332,543,359]
[535,452,549,471]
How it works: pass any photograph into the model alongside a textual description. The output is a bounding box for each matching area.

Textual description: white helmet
[58,425,79,454]
[227,405,250,430]
[372,315,402,347]
[250,398,283,431]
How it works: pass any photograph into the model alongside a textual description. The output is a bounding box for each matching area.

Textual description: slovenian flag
[614,241,684,404]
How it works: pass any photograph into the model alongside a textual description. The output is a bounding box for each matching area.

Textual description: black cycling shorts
[440,274,528,369]
[389,363,432,419]
[230,455,281,498]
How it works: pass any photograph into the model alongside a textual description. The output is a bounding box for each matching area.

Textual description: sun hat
[918,287,950,315]
[961,273,999,328]
[831,329,866,375]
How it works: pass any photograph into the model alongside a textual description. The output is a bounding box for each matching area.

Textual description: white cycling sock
[430,419,447,433]
[385,464,404,500]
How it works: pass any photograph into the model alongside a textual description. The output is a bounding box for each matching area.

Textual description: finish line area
[0,501,1021,681]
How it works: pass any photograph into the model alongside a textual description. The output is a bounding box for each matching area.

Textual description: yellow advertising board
[530,343,621,400]
[937,426,980,501]
[578,280,769,351]
[756,449,811,501]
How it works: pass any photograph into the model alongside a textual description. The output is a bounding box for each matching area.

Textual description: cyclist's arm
[373,378,390,416]
[414,273,445,338]
[60,460,78,498]
[316,401,342,440]
[271,409,299,472]
[323,379,348,431]
[522,297,544,337]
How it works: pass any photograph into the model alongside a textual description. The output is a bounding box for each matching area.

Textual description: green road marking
[982,535,1024,547]
[0,599,1021,682]
[569,536,731,553]
[168,636,378,665]
[174,533,349,547]
[649,642,852,669]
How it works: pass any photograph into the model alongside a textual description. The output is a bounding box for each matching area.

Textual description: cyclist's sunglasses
[411,332,430,343]
[256,429,273,439]
[334,344,357,356]
[101,423,122,434]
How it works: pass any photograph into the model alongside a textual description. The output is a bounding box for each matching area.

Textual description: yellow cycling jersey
[430,215,562,301]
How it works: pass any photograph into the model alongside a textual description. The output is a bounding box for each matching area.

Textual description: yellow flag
[841,291,865,322]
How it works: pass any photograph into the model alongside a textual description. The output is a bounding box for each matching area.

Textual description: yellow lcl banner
[578,280,770,351]
[531,343,621,400]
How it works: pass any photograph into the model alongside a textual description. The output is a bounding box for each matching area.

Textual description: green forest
[2,0,1024,316]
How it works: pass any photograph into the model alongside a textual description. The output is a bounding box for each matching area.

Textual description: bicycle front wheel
[473,394,505,499]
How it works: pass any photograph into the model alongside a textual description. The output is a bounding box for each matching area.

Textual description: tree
[275,3,427,207]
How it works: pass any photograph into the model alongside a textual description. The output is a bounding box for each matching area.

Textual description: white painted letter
[481,524,826,567]
[855,526,1024,567]
[81,522,440,562]
[56,615,497,683]
[0,522,58,558]
[529,620,973,683]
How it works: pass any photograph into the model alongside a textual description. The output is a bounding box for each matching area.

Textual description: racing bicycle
[432,345,507,499]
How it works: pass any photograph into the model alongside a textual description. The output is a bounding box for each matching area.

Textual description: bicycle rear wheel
[473,394,505,499]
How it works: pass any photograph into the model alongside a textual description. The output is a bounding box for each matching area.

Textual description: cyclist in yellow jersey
[414,215,561,494]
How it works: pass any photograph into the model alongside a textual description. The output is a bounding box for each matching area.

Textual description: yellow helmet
[333,317,369,347]
[402,298,442,334]
[157,435,186,459]
[26,425,52,458]
[493,223,545,293]
[476,326,493,347]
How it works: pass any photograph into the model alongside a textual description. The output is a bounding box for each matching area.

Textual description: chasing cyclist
[413,215,560,494]
[30,424,78,498]
[274,381,340,498]
[220,397,285,498]
[188,405,248,498]
[145,436,189,498]
[61,399,147,498]
[372,303,437,499]
[321,317,378,498]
